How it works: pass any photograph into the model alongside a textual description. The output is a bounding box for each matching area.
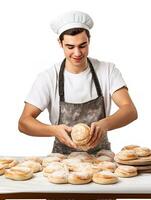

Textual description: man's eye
[68,46,74,49]
[80,45,87,48]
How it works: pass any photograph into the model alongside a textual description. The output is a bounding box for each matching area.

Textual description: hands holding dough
[71,122,107,151]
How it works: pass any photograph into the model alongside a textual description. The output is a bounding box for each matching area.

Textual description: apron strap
[87,58,102,97]
[59,59,66,101]
[59,58,103,101]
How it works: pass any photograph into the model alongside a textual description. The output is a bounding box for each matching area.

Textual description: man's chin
[71,58,86,66]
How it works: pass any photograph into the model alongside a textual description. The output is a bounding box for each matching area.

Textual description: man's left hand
[87,120,108,149]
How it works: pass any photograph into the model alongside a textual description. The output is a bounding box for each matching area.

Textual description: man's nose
[74,47,82,56]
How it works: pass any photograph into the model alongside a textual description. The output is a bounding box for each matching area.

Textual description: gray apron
[52,58,110,155]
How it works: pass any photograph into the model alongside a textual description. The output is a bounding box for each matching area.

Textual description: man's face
[60,31,89,68]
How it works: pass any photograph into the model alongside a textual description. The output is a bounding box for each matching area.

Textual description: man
[18,11,138,154]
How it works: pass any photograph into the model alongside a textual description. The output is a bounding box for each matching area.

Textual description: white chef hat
[50,11,94,36]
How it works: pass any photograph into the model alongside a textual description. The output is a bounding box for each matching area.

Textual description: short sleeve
[109,64,127,95]
[25,72,50,111]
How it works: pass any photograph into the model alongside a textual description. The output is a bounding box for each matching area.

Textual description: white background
[0,0,151,157]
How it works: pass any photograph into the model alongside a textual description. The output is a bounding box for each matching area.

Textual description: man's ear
[58,38,63,47]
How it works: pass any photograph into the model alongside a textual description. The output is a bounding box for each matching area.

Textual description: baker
[18,11,138,155]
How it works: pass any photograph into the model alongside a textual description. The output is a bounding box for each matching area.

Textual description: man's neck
[65,59,88,74]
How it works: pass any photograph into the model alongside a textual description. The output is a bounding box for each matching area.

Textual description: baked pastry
[68,162,93,172]
[0,164,5,175]
[96,149,115,160]
[75,162,103,174]
[115,165,137,178]
[95,155,113,163]
[68,171,92,184]
[92,171,119,184]
[0,157,18,169]
[121,145,151,156]
[42,156,62,167]
[68,152,95,163]
[62,159,100,174]
[47,170,68,184]
[91,163,103,173]
[71,123,91,150]
[68,151,89,158]
[43,162,68,177]
[122,145,140,151]
[116,150,138,161]
[17,160,42,173]
[24,156,43,164]
[47,153,67,159]
[62,158,83,171]
[97,161,117,172]
[5,166,33,181]
[134,147,151,157]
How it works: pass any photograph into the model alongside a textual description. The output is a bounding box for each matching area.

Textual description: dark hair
[59,28,90,43]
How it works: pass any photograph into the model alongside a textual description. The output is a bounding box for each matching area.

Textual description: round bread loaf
[47,153,67,159]
[0,157,18,169]
[96,149,115,159]
[48,170,68,184]
[43,162,68,177]
[95,155,113,163]
[92,171,119,184]
[24,156,43,164]
[115,165,137,177]
[71,123,91,150]
[97,161,117,172]
[42,156,62,167]
[5,166,33,181]
[134,147,151,157]
[116,150,138,161]
[122,145,140,151]
[17,160,42,173]
[0,164,5,175]
[68,171,92,184]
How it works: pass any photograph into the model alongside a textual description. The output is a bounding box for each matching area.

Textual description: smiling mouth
[73,57,83,62]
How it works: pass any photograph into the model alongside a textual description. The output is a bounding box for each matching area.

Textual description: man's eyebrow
[65,42,88,47]
[79,42,87,46]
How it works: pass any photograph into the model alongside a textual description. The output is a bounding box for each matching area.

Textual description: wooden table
[1,171,151,199]
[1,192,151,199]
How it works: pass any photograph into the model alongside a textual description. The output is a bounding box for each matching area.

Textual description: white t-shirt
[25,57,126,124]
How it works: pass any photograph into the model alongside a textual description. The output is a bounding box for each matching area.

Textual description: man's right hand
[51,124,77,149]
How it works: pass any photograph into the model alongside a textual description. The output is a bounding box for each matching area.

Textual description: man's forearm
[18,116,56,137]
[18,116,76,148]
[100,104,138,131]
